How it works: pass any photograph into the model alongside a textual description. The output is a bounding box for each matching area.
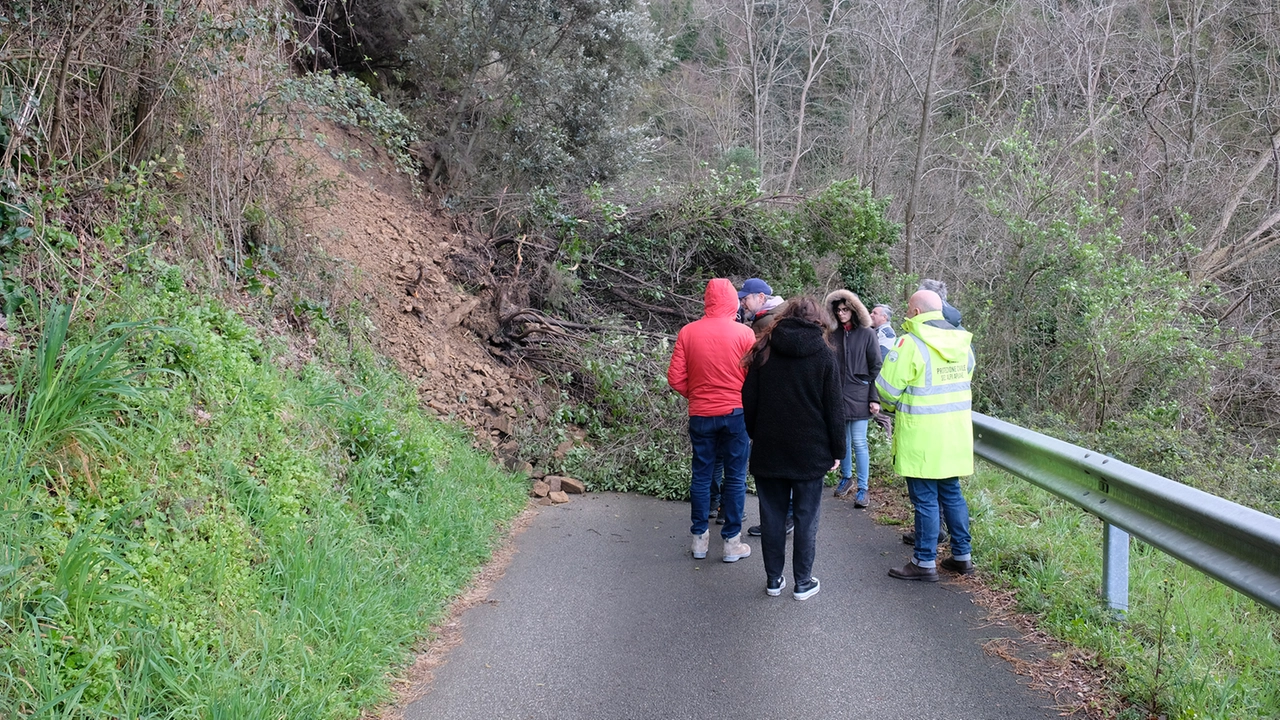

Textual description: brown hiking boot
[888,562,939,582]
[940,557,975,575]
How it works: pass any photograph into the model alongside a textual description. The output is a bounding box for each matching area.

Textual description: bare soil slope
[290,125,539,460]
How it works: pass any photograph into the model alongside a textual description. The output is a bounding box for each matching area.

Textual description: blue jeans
[709,458,725,513]
[906,476,972,567]
[757,475,823,586]
[839,418,870,491]
[689,411,748,539]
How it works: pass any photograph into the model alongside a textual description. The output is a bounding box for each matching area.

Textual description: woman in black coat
[823,289,883,508]
[741,297,845,600]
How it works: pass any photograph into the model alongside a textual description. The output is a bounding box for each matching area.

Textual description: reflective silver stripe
[904,381,971,396]
[897,401,972,415]
[967,348,975,374]
[876,376,904,396]
[909,335,932,386]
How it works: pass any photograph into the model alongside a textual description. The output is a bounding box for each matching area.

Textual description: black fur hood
[768,317,830,358]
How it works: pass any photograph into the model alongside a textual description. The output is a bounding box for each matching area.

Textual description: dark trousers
[756,474,824,586]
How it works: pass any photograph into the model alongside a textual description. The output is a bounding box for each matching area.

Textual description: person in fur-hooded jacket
[822,289,882,508]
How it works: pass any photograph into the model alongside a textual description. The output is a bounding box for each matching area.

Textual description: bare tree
[780,0,847,194]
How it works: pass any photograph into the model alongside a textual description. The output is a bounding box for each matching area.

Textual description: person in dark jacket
[739,277,795,538]
[919,278,963,329]
[823,290,882,508]
[741,297,845,600]
[738,277,786,333]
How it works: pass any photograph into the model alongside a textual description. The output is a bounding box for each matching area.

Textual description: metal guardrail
[971,412,1280,613]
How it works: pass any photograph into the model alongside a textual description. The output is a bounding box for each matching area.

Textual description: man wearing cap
[738,278,786,333]
[878,289,976,582]
[668,278,756,563]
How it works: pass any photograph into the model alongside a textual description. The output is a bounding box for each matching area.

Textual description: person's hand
[870,402,881,414]
[830,459,840,472]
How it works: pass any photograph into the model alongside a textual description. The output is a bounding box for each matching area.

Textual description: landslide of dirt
[289,123,543,463]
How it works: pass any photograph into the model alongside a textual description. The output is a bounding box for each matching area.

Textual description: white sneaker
[722,533,751,562]
[692,530,709,559]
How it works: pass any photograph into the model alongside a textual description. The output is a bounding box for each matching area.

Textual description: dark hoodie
[741,317,846,479]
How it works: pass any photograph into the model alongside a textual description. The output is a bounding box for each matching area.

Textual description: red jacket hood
[703,278,739,320]
[667,278,757,416]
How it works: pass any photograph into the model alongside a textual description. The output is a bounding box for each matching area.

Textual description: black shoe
[901,531,949,545]
[888,562,939,582]
[940,557,975,575]
[793,577,820,600]
[766,576,787,597]
[707,506,718,520]
[714,505,726,524]
[748,522,794,537]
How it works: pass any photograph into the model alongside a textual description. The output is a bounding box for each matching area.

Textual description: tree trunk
[901,1,944,281]
[130,0,163,164]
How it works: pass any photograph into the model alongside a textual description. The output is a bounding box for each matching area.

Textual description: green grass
[0,266,528,718]
[968,466,1280,720]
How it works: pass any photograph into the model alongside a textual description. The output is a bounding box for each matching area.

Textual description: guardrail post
[1102,522,1129,616]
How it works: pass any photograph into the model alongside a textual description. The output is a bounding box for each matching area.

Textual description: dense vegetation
[0,3,524,718]
[0,282,525,718]
[3,0,1279,718]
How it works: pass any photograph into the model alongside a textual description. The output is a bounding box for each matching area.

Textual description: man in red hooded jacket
[668,278,757,563]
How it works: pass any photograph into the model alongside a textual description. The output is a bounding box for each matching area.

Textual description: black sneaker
[766,576,787,597]
[748,522,794,537]
[793,576,820,600]
[715,506,726,525]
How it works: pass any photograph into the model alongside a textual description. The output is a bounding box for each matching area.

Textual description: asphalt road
[405,491,1072,720]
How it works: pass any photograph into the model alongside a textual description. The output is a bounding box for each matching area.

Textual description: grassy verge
[965,465,1280,720]
[0,262,527,718]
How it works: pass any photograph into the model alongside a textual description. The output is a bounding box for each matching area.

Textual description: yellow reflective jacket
[875,310,975,479]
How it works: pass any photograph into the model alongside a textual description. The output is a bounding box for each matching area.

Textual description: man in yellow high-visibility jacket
[876,289,976,582]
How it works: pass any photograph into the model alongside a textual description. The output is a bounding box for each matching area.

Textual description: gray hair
[918,278,948,301]
[873,304,892,320]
